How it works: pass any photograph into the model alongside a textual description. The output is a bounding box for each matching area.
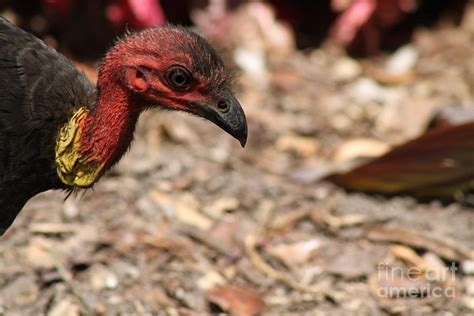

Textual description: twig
[269,208,310,233]
[367,225,474,261]
[244,234,327,294]
[176,224,234,257]
[48,250,94,314]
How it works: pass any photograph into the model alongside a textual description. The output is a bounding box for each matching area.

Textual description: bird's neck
[55,84,143,188]
[83,86,143,166]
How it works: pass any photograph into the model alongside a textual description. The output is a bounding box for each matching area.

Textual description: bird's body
[0,18,96,232]
[0,17,247,235]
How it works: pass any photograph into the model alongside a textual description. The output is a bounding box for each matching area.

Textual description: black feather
[0,16,96,234]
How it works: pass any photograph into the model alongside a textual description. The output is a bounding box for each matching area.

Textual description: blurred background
[1,0,474,315]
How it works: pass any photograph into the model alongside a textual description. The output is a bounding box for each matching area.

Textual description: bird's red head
[98,25,247,146]
[57,25,247,188]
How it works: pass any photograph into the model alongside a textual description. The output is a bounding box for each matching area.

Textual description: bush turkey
[0,17,247,235]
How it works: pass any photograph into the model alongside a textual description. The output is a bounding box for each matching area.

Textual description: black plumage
[0,17,96,234]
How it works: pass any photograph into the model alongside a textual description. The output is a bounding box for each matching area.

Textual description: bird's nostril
[217,101,229,112]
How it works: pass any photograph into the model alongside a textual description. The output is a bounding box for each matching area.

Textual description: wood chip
[244,234,327,294]
[177,224,234,257]
[269,208,310,233]
[367,226,474,261]
[30,223,80,235]
[390,245,427,269]
[207,284,266,316]
[310,207,367,233]
[267,239,321,266]
[333,138,390,162]
[150,191,212,231]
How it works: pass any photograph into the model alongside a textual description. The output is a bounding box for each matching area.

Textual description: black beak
[195,91,248,147]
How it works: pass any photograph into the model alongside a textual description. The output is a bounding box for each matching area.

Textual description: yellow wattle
[55,107,105,187]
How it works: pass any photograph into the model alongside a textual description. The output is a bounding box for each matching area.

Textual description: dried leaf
[327,122,474,198]
[207,285,266,316]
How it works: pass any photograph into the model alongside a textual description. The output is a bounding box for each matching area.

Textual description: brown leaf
[327,122,474,199]
[207,285,266,316]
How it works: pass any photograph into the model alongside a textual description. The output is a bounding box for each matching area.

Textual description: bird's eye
[166,66,192,90]
[217,101,230,113]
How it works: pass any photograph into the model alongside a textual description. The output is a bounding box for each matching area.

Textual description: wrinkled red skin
[79,43,159,170]
[80,73,141,170]
[78,28,219,170]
